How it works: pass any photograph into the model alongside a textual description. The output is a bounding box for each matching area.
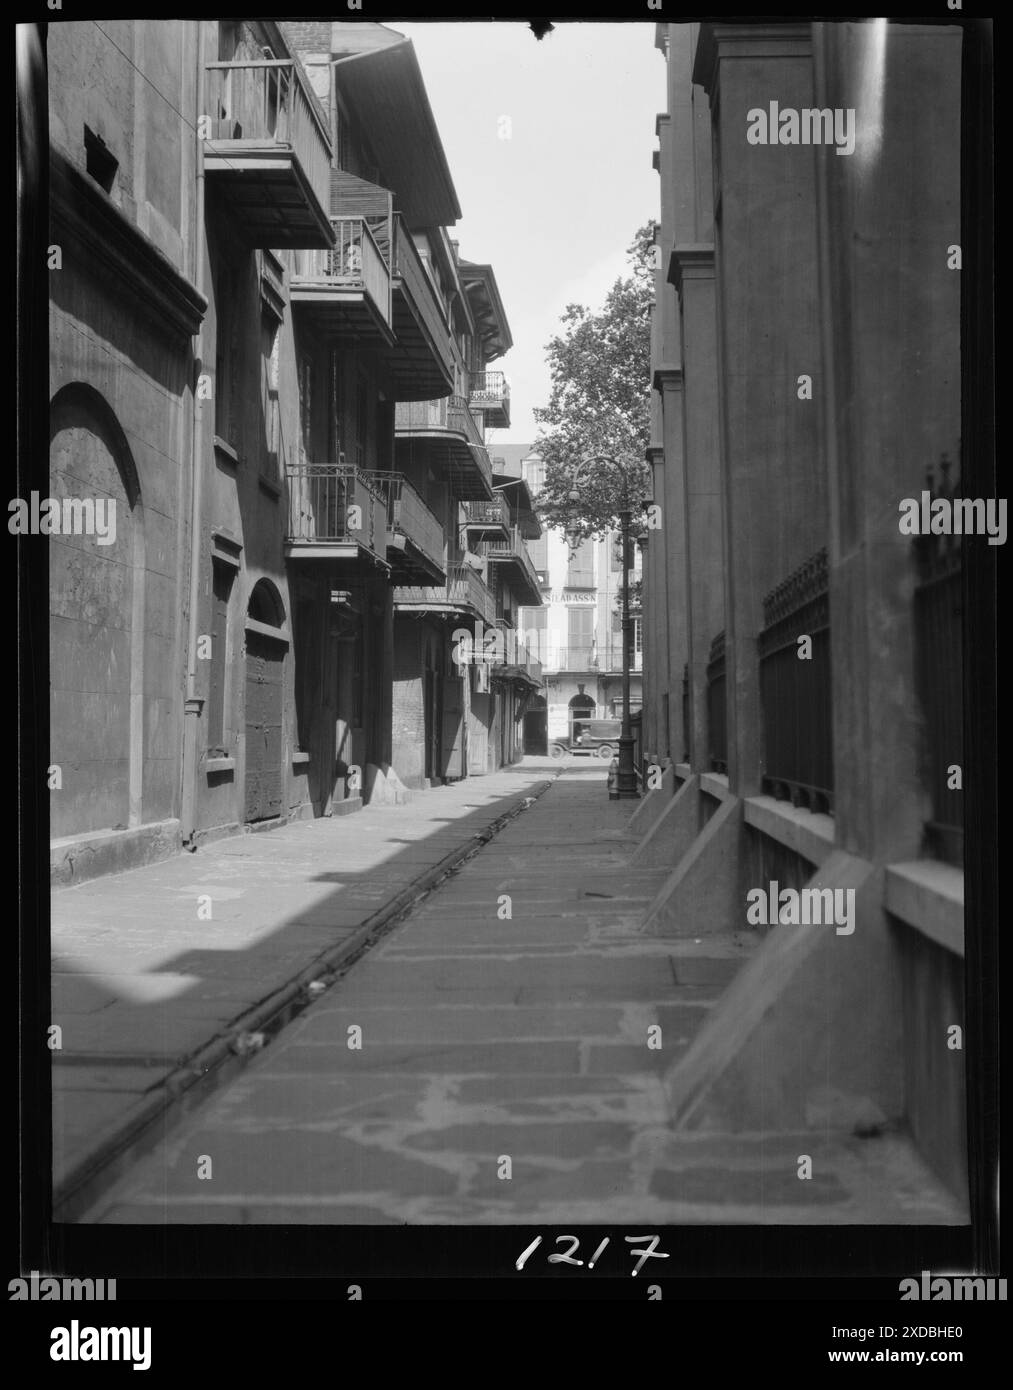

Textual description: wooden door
[440,674,464,779]
[245,631,285,822]
[424,667,438,781]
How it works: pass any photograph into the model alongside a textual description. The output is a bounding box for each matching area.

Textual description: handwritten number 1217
[516,1235,668,1277]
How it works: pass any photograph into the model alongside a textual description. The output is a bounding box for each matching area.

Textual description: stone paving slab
[76,768,966,1228]
[51,766,550,1194]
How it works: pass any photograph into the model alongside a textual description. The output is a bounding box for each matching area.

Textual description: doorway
[523,694,547,755]
[244,580,286,823]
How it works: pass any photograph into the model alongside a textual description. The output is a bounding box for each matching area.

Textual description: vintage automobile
[548,718,622,760]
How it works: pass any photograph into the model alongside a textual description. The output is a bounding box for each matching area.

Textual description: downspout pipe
[180,20,207,848]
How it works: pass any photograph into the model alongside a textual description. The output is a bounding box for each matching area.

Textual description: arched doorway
[49,384,144,837]
[245,579,286,823]
[568,689,596,744]
[523,693,547,755]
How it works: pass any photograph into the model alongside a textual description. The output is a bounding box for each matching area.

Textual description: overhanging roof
[332,41,461,228]
[493,473,540,539]
[493,473,535,514]
[458,260,512,360]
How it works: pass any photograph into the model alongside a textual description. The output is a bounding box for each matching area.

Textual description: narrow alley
[71,764,963,1226]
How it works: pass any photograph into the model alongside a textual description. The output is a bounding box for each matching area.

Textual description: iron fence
[757,548,833,813]
[706,630,728,774]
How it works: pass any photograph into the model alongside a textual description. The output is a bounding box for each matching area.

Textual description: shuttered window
[566,539,594,589]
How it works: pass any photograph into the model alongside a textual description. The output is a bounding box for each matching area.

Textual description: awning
[491,664,543,690]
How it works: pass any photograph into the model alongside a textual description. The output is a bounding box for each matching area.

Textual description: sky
[395,21,665,448]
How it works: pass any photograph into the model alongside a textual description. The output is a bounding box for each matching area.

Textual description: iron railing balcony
[390,215,455,401]
[483,526,544,607]
[463,495,511,540]
[284,463,388,567]
[469,370,511,429]
[394,396,493,501]
[362,471,446,583]
[542,645,599,673]
[290,216,393,344]
[394,561,496,627]
[598,640,644,674]
[203,59,333,248]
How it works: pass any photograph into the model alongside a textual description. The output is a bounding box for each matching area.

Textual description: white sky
[395,21,665,446]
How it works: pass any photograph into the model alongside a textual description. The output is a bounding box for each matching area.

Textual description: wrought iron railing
[469,370,510,405]
[364,472,445,575]
[205,59,332,215]
[285,463,384,557]
[395,395,484,450]
[596,637,643,673]
[757,548,833,812]
[706,630,728,775]
[291,216,391,322]
[464,496,510,529]
[542,645,598,671]
[913,453,963,866]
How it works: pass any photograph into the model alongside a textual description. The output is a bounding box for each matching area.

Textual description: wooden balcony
[203,60,333,249]
[469,370,511,428]
[389,216,455,401]
[290,216,393,345]
[483,526,544,607]
[363,471,446,583]
[463,496,510,541]
[394,396,493,500]
[394,561,496,626]
[284,464,388,568]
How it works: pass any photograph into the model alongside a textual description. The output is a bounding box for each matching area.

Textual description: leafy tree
[533,222,656,544]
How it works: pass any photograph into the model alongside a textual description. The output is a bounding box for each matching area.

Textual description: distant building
[497,446,642,755]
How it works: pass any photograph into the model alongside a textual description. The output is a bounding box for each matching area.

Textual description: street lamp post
[567,454,640,800]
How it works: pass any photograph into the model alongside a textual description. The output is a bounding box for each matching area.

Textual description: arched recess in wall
[568,690,596,712]
[49,383,145,837]
[244,578,288,824]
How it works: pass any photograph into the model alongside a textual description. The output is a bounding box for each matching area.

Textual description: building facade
[48,17,534,883]
[503,447,642,755]
[641,20,968,1204]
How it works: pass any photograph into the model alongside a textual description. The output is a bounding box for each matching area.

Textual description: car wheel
[549,743,566,760]
[597,744,615,760]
